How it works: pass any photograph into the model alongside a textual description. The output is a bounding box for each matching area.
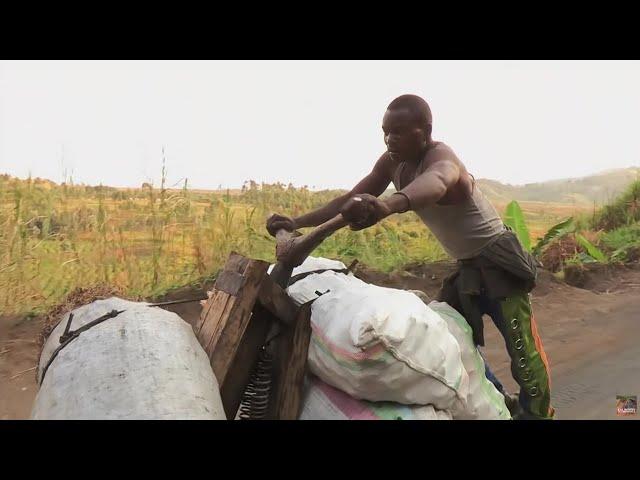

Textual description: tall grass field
[0,172,602,317]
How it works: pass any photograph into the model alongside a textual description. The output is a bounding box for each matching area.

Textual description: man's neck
[404,139,435,165]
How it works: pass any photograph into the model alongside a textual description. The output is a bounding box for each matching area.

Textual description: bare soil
[2,261,639,420]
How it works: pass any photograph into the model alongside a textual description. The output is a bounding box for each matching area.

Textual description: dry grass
[1,174,583,317]
[539,236,580,272]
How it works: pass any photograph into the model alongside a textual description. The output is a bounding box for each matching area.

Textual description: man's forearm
[382,192,411,216]
[293,194,351,228]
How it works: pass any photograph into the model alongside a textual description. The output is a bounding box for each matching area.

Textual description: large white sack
[267,256,348,277]
[32,297,225,420]
[428,301,511,420]
[287,269,469,412]
[299,374,452,420]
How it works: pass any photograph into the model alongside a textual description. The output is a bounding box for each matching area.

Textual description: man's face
[382,108,427,162]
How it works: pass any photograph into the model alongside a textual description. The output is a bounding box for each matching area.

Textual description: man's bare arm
[272,155,460,267]
[294,154,391,228]
[394,158,461,211]
[266,154,392,235]
[340,152,462,230]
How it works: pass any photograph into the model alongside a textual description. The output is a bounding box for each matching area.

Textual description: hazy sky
[1,60,639,190]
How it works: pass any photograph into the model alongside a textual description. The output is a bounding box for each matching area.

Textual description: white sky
[1,60,639,190]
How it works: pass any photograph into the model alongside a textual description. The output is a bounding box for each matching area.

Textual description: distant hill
[477,167,640,206]
[384,167,640,206]
[4,167,640,206]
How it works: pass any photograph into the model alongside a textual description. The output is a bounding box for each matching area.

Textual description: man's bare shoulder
[426,142,466,171]
[432,141,459,159]
[426,142,474,198]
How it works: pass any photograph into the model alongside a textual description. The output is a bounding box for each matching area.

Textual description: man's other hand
[266,213,296,237]
[340,194,391,231]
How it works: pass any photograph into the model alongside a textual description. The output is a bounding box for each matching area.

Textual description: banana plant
[531,217,576,256]
[504,200,607,263]
[504,201,531,252]
[575,233,607,263]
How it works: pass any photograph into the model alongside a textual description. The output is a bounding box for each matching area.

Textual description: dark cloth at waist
[437,229,538,346]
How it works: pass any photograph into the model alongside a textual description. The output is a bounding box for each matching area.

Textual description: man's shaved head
[382,94,433,162]
[387,94,432,130]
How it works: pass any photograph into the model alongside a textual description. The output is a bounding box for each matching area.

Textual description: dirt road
[2,262,639,420]
[483,282,640,420]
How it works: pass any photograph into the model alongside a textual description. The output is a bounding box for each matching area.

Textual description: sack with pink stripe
[299,374,452,420]
[285,259,469,412]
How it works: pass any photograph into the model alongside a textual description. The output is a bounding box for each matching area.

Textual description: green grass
[600,224,640,262]
[601,224,640,250]
[592,180,640,231]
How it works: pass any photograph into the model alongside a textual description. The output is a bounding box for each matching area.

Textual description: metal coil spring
[238,345,274,420]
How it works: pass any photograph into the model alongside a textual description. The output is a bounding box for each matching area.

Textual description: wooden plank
[194,260,252,336]
[194,287,219,335]
[192,255,270,418]
[277,302,313,420]
[197,290,235,355]
[195,256,270,360]
[257,276,297,327]
[204,294,237,356]
[224,252,251,274]
[214,270,245,296]
[269,301,313,420]
[219,304,274,419]
[210,258,269,389]
[194,253,249,335]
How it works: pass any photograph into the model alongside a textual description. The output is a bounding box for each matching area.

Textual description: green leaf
[575,233,607,263]
[532,217,575,256]
[504,201,531,251]
[577,252,598,264]
[610,247,628,262]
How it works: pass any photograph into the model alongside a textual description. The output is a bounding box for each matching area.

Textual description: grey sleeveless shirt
[392,148,505,260]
